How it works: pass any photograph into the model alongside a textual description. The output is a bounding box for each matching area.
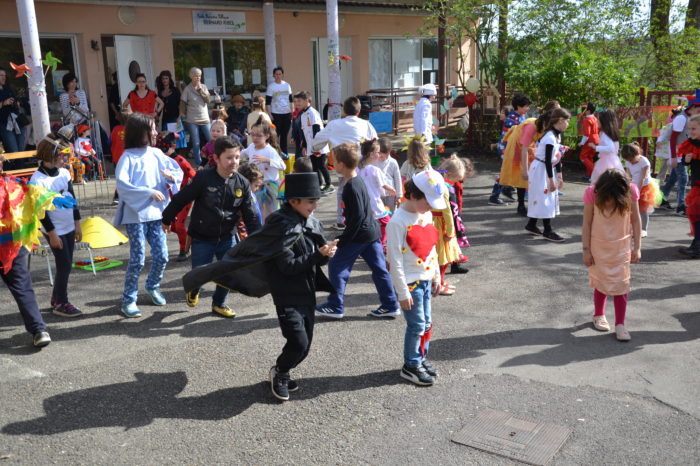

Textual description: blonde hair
[439,153,474,181]
[689,114,700,126]
[439,154,465,181]
[333,142,360,169]
[407,139,430,170]
[210,119,227,136]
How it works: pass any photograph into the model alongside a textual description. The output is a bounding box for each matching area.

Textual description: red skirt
[686,186,700,235]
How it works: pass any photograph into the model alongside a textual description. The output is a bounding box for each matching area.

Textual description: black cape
[182,205,333,297]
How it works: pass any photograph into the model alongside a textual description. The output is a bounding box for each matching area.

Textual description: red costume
[678,139,700,235]
[169,154,196,251]
[110,125,126,165]
[579,114,599,177]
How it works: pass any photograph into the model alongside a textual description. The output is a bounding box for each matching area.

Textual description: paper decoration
[233,69,243,85]
[10,62,30,78]
[251,69,261,85]
[465,77,480,93]
[42,52,62,72]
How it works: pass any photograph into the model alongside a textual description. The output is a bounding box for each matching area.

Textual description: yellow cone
[80,216,129,249]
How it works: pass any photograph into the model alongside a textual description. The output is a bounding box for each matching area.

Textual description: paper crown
[80,216,129,248]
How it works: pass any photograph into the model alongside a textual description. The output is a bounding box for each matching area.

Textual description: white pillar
[263,1,277,85]
[326,0,341,121]
[16,0,50,142]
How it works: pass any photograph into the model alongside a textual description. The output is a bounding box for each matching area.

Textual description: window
[0,36,77,117]
[368,38,440,90]
[173,38,266,98]
[173,39,223,92]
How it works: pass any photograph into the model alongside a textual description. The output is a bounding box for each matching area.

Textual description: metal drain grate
[451,409,571,465]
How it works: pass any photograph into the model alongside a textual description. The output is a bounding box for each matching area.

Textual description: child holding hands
[582,169,642,341]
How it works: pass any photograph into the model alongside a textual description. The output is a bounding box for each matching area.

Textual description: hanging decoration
[9,51,61,98]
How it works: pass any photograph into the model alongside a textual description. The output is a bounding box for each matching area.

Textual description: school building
[0,0,476,131]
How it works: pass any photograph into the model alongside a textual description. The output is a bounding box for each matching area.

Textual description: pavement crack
[636,372,653,385]
[652,396,696,419]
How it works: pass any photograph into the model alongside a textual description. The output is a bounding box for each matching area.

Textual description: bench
[1,150,38,178]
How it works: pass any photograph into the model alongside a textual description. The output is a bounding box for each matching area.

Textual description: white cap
[421,83,437,96]
[412,169,446,210]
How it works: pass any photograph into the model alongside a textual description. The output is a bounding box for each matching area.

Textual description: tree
[420,0,502,93]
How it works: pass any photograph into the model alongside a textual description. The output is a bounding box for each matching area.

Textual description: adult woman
[0,67,25,154]
[123,73,163,119]
[156,70,181,129]
[179,67,211,166]
[265,66,292,154]
[59,72,90,126]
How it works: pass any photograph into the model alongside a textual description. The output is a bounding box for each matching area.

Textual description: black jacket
[162,168,260,242]
[182,204,333,305]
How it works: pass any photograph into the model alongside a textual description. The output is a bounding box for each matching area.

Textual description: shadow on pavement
[1,369,402,435]
[431,312,699,367]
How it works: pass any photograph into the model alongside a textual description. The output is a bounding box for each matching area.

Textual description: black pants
[47,231,75,304]
[311,153,331,188]
[275,305,314,373]
[1,248,46,335]
[272,113,292,155]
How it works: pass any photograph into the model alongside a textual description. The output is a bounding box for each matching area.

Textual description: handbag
[15,112,30,128]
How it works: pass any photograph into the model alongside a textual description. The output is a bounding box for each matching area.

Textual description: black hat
[284,173,322,199]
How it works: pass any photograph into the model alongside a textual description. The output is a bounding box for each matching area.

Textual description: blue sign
[369,111,393,134]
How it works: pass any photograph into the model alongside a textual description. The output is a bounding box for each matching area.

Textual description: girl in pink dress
[589,110,624,184]
[582,169,642,341]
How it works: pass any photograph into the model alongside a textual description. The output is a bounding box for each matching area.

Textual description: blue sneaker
[121,302,142,318]
[146,288,166,306]
[315,304,344,319]
[370,306,401,318]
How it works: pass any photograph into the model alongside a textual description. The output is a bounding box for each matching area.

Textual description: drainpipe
[326,0,341,121]
[16,0,50,142]
[263,1,277,85]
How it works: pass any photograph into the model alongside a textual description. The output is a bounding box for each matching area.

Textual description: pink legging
[593,289,628,325]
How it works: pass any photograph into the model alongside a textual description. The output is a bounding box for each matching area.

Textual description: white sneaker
[641,230,648,238]
[615,324,631,341]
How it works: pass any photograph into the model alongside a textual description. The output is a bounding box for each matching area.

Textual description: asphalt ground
[1,156,698,465]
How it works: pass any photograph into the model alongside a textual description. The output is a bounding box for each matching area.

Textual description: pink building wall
[1,0,474,127]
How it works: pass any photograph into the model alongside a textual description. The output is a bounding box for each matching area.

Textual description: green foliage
[506,44,638,108]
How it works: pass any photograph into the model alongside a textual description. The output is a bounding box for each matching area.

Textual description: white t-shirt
[672,112,689,156]
[311,116,377,152]
[241,143,286,182]
[357,165,388,219]
[300,106,329,154]
[627,156,652,188]
[372,157,402,198]
[266,81,292,115]
[386,206,439,301]
[30,167,77,235]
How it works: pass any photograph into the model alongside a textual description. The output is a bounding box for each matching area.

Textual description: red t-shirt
[110,125,126,165]
[129,90,157,115]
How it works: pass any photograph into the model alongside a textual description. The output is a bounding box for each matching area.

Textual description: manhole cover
[451,409,571,466]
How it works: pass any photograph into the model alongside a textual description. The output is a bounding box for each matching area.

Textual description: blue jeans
[190,236,237,307]
[661,163,688,205]
[402,280,432,367]
[123,220,169,304]
[184,121,211,166]
[326,240,398,313]
[0,126,25,169]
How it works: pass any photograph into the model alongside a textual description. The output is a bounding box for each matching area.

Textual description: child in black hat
[181,172,337,401]
[266,172,337,400]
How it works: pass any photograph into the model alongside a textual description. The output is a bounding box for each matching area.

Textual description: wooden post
[16,0,50,142]
[326,0,341,121]
[263,1,277,85]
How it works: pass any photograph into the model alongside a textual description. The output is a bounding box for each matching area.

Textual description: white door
[114,35,154,103]
[314,37,353,108]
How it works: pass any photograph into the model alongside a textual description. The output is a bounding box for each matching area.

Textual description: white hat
[412,169,446,210]
[421,83,437,96]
